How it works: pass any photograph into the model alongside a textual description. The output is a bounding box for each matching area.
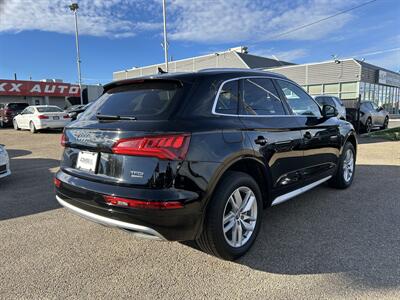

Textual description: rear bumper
[36,120,70,129]
[56,195,166,240]
[55,170,203,241]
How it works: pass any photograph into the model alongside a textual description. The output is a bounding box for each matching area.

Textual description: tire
[364,117,372,133]
[381,116,389,130]
[13,120,20,130]
[29,121,37,133]
[196,171,263,260]
[329,142,356,189]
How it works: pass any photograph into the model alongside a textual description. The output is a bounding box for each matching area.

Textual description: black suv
[0,102,29,127]
[55,69,357,260]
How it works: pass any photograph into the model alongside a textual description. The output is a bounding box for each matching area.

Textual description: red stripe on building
[0,79,80,97]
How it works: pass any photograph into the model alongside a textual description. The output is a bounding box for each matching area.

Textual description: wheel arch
[343,131,357,156]
[205,156,272,210]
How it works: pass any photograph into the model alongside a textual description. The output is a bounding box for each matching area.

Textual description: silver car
[0,144,11,179]
[358,101,390,133]
[314,95,346,120]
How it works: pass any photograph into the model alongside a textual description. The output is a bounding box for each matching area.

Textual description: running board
[271,176,332,206]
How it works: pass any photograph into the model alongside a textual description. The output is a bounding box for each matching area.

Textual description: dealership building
[113,46,400,115]
[0,79,103,108]
[268,59,400,114]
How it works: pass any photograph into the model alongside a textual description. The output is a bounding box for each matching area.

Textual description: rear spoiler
[103,78,183,94]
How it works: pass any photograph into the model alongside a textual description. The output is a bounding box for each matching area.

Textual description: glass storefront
[303,81,400,114]
[359,82,400,114]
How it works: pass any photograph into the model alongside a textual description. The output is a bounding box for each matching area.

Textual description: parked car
[346,101,389,133]
[0,102,29,127]
[54,69,357,260]
[0,144,11,179]
[314,95,346,120]
[13,105,71,133]
[67,102,93,121]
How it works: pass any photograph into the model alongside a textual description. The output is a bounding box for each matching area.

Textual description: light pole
[162,0,169,72]
[69,3,83,104]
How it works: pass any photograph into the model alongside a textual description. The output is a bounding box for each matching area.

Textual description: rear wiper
[96,114,137,121]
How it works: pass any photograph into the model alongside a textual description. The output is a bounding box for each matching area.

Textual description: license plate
[76,151,98,172]
[53,116,60,120]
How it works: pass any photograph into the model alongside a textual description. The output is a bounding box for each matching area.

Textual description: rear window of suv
[7,103,29,110]
[81,80,188,120]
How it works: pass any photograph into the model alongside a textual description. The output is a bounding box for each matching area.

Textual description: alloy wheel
[342,149,354,183]
[366,119,372,133]
[222,186,258,248]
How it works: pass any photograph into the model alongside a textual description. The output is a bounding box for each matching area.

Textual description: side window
[215,80,239,115]
[240,78,286,116]
[364,103,373,110]
[371,102,379,111]
[334,97,344,106]
[276,80,322,117]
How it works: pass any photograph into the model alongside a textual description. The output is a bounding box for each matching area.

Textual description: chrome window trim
[211,76,309,118]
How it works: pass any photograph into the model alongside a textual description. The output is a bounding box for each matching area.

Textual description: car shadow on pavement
[0,155,60,221]
[237,164,400,289]
[6,149,32,158]
[357,136,393,145]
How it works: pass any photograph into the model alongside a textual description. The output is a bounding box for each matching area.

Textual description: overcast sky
[0,0,399,84]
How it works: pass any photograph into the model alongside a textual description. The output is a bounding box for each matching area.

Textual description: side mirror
[378,106,384,112]
[322,105,338,119]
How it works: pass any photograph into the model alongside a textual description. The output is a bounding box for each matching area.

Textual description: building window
[324,83,340,94]
[340,82,358,100]
[308,84,323,95]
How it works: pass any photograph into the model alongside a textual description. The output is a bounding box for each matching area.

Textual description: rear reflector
[38,115,49,119]
[54,177,61,188]
[112,134,190,160]
[61,133,68,147]
[103,195,183,209]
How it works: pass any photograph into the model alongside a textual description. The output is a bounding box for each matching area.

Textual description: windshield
[37,106,63,113]
[80,80,188,121]
[315,96,335,107]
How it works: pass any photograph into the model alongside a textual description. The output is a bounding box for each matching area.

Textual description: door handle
[255,136,268,146]
[303,131,312,140]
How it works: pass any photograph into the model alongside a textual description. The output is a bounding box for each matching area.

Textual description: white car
[0,144,11,179]
[13,105,71,133]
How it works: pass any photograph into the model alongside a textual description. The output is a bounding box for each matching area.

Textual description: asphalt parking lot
[0,127,399,299]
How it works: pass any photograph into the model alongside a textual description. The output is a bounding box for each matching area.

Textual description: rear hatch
[61,79,193,189]
[6,103,29,117]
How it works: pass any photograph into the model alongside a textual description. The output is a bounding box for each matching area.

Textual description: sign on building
[378,70,400,87]
[0,79,80,97]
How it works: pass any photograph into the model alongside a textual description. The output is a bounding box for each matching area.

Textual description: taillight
[103,195,183,209]
[54,177,61,188]
[38,115,49,119]
[112,134,190,160]
[63,115,70,119]
[61,133,68,147]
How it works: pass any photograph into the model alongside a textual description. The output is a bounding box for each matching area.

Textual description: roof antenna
[158,67,167,74]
